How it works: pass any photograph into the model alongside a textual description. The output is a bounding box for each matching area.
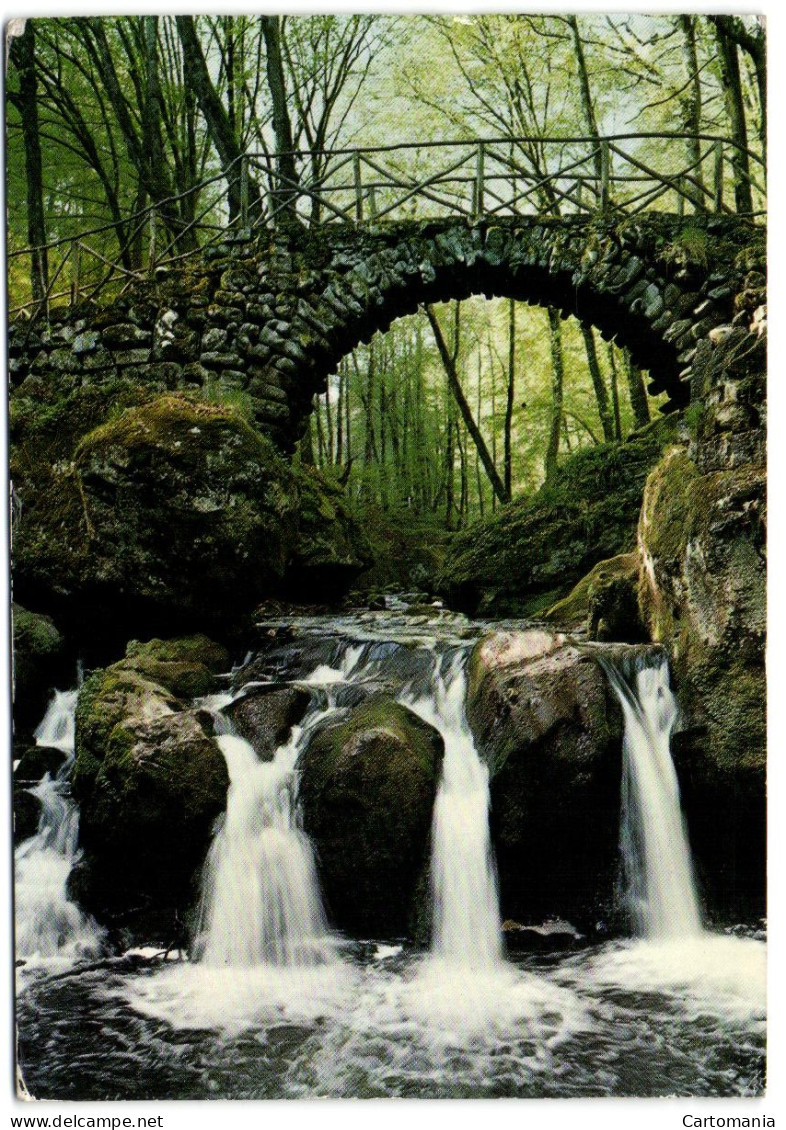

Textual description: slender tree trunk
[505,297,516,497]
[581,325,615,442]
[713,21,753,214]
[545,308,564,484]
[324,387,333,465]
[335,359,345,467]
[261,16,300,220]
[567,15,603,184]
[9,21,48,301]
[623,347,650,428]
[606,343,623,439]
[425,305,510,505]
[679,15,706,211]
[176,16,259,221]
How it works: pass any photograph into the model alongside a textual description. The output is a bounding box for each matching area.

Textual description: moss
[124,635,229,697]
[439,415,679,616]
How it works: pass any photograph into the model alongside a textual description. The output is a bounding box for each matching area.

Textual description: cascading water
[193,642,366,968]
[401,650,503,967]
[603,653,702,939]
[193,716,335,967]
[15,690,104,963]
[15,620,765,1100]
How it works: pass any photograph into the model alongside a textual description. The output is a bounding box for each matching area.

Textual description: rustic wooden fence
[8,133,765,321]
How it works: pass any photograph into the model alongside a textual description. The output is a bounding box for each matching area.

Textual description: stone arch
[8,214,760,454]
[250,216,751,449]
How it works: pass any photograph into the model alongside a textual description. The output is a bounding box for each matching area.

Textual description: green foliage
[437,414,681,615]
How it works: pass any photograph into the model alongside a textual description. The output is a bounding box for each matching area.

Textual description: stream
[14,609,766,1100]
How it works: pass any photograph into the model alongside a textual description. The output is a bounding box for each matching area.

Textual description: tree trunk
[261,16,300,221]
[545,308,564,484]
[9,21,48,301]
[425,305,510,505]
[505,297,516,497]
[566,15,603,184]
[679,15,707,211]
[581,324,615,442]
[606,343,623,439]
[175,16,258,222]
[712,20,753,214]
[623,347,650,428]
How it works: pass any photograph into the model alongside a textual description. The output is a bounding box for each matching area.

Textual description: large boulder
[13,394,300,638]
[72,635,230,923]
[543,553,644,641]
[11,605,68,738]
[466,630,624,929]
[637,445,765,919]
[299,697,443,937]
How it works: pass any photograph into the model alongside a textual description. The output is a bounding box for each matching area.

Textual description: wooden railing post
[677,175,685,218]
[714,140,724,212]
[70,240,80,306]
[368,184,378,225]
[353,151,364,224]
[148,207,157,278]
[474,142,486,220]
[240,156,249,227]
[600,140,611,214]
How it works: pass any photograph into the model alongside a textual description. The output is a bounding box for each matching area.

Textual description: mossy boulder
[299,697,443,937]
[437,415,682,616]
[637,443,766,918]
[466,630,623,928]
[72,635,230,921]
[11,604,68,737]
[13,394,300,637]
[543,553,644,642]
[287,466,372,598]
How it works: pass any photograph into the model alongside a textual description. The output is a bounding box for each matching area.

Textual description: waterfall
[402,651,503,967]
[193,717,335,968]
[15,690,104,962]
[603,654,702,940]
[192,643,367,968]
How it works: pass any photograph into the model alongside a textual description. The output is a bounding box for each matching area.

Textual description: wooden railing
[8,133,765,321]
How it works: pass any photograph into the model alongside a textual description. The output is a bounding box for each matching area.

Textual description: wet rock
[466,629,623,928]
[225,685,312,760]
[299,697,443,937]
[13,788,41,845]
[543,553,644,642]
[14,744,67,783]
[11,605,68,739]
[502,917,584,953]
[72,636,229,920]
[636,443,765,919]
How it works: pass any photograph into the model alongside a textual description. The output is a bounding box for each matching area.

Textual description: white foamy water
[575,934,766,1028]
[193,717,337,968]
[604,656,702,939]
[401,651,503,968]
[15,690,104,965]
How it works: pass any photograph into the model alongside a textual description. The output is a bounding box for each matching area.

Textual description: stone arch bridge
[9,212,764,452]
